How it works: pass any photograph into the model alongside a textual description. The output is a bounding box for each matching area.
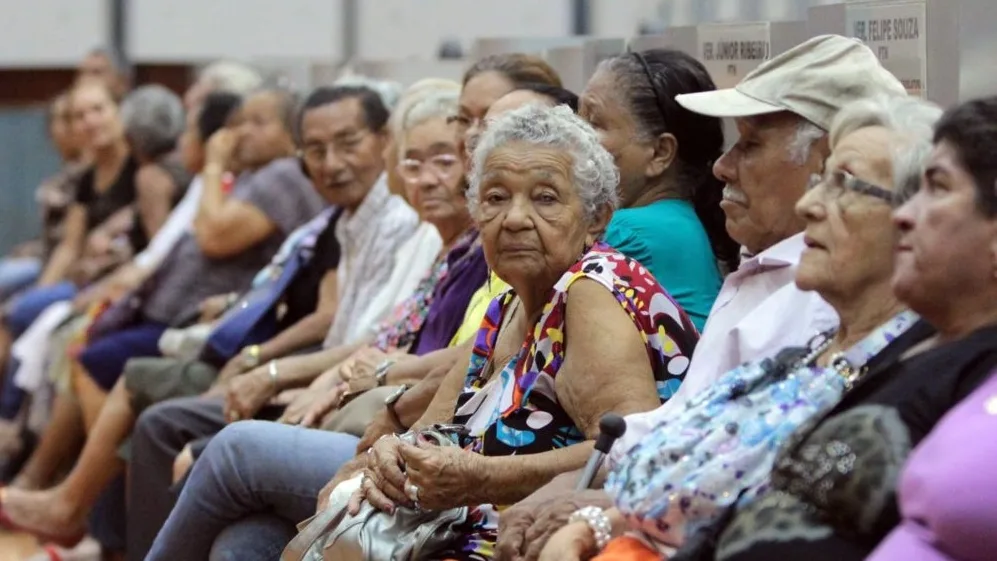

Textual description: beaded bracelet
[568,506,612,551]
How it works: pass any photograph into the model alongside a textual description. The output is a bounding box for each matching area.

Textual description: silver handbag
[282,426,470,561]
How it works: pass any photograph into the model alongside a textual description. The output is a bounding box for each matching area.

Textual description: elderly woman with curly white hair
[323,103,699,560]
[143,104,700,561]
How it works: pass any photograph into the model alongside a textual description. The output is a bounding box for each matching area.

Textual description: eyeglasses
[398,154,462,184]
[807,170,896,206]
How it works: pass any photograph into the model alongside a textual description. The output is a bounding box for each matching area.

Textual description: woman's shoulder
[568,241,659,285]
[560,243,685,319]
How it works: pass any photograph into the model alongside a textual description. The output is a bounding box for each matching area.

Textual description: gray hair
[468,104,619,221]
[87,46,133,82]
[830,95,943,201]
[397,89,460,155]
[787,119,828,165]
[198,61,263,96]
[388,79,461,140]
[334,75,404,110]
[120,85,185,160]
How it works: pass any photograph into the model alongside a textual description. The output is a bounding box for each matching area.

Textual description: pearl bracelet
[568,506,612,551]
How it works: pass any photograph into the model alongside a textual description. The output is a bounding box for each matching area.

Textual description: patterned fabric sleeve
[440,243,699,561]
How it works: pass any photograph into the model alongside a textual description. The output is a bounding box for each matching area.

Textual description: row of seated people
[0,34,994,561]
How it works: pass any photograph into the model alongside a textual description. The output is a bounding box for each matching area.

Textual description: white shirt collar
[738,232,806,273]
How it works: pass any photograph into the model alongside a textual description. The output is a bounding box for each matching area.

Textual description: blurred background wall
[0,0,992,252]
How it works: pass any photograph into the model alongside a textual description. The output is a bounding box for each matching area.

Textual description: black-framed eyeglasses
[807,170,897,206]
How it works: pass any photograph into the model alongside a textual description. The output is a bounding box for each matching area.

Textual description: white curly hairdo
[467,104,619,221]
[396,89,460,155]
[829,95,943,201]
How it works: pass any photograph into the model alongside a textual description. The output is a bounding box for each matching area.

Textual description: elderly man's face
[236,92,294,170]
[476,141,608,292]
[300,97,387,211]
[713,113,827,255]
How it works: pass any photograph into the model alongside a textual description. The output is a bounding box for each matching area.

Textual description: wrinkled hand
[198,293,233,323]
[206,129,238,168]
[347,435,411,515]
[318,458,366,513]
[298,382,349,428]
[223,368,274,423]
[340,347,389,394]
[205,356,247,398]
[85,230,114,256]
[497,489,614,561]
[277,388,320,425]
[173,444,195,484]
[356,410,397,452]
[537,522,596,561]
[396,438,482,512]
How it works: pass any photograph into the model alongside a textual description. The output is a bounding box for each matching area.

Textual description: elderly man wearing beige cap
[494,34,907,561]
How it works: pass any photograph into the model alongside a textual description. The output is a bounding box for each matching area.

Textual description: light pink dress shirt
[610,233,839,463]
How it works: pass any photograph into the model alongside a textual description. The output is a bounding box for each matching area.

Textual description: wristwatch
[384,384,410,433]
[374,360,395,387]
[240,345,262,370]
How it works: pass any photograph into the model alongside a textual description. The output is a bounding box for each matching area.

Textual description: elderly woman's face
[580,67,657,208]
[794,126,899,299]
[476,141,604,288]
[892,140,997,313]
[399,116,467,229]
[71,83,123,151]
[237,92,294,169]
[456,72,515,167]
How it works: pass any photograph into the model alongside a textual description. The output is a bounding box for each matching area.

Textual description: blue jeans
[3,281,76,335]
[0,359,23,419]
[0,257,41,301]
[146,421,359,561]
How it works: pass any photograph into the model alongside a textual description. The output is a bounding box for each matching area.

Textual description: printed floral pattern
[604,310,918,556]
[372,229,478,351]
[438,242,699,560]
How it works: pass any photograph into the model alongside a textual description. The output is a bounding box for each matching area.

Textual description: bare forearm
[193,166,227,240]
[273,340,369,391]
[384,344,463,387]
[398,370,450,428]
[473,442,595,506]
[38,244,76,285]
[258,309,335,364]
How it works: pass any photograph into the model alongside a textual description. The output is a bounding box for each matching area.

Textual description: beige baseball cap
[675,34,907,130]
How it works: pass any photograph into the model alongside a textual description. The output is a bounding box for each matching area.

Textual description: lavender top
[868,370,997,561]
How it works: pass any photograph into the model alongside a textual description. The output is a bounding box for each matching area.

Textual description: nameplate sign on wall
[845,0,928,97]
[697,22,772,90]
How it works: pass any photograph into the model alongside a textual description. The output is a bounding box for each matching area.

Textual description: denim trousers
[144,420,359,561]
[0,257,41,301]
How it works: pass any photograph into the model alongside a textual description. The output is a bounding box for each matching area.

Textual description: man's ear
[298,157,311,180]
[645,132,678,179]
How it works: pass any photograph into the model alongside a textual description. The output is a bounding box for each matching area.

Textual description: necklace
[798,330,867,390]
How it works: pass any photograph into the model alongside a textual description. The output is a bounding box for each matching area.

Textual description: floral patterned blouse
[372,229,479,351]
[438,242,699,560]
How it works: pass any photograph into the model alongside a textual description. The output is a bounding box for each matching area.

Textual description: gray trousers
[127,396,227,561]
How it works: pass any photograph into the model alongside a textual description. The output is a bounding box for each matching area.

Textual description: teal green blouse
[603,199,721,331]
